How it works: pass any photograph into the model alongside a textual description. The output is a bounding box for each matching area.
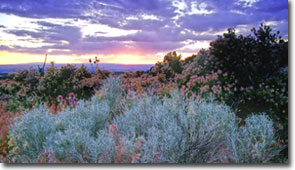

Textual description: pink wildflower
[57,95,63,102]
[69,98,75,103]
[69,92,75,98]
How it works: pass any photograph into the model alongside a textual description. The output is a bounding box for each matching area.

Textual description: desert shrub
[163,51,183,74]
[2,68,41,110]
[0,101,21,162]
[38,64,104,105]
[208,24,288,128]
[73,65,93,99]
[112,91,187,163]
[148,51,182,79]
[233,68,288,139]
[257,69,288,127]
[7,85,139,163]
[111,89,282,163]
[38,64,78,102]
[1,64,104,112]
[8,105,56,163]
[209,24,288,88]
[231,114,282,163]
[99,77,124,118]
[176,51,235,104]
[6,70,283,163]
[95,68,113,80]
[7,97,111,163]
[183,97,236,163]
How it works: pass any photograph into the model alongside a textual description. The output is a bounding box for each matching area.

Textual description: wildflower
[132,153,141,162]
[12,147,19,154]
[8,138,14,146]
[135,141,142,148]
[69,98,75,103]
[99,93,104,99]
[62,99,66,103]
[75,102,80,105]
[154,152,160,163]
[109,124,118,132]
[57,95,63,102]
[69,92,75,99]
[223,72,228,77]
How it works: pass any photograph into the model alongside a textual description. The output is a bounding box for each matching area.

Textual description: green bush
[8,78,283,163]
[38,64,90,102]
[1,64,100,112]
[209,24,288,88]
[208,24,288,134]
[231,114,281,163]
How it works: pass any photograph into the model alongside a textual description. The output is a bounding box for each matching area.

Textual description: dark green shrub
[209,24,288,133]
[38,64,96,103]
[209,24,288,88]
[163,51,183,74]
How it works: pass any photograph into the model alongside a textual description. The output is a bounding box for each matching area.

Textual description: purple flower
[62,99,66,103]
[75,102,80,105]
[69,99,75,103]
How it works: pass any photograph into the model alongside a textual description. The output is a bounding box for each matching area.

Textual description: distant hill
[0,63,154,73]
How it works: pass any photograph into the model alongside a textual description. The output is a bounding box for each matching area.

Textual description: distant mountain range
[0,63,154,73]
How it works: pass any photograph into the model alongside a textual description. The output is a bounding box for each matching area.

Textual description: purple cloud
[0,0,288,58]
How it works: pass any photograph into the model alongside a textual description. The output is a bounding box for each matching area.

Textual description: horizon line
[0,62,155,66]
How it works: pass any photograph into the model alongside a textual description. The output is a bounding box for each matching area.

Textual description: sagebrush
[7,77,283,163]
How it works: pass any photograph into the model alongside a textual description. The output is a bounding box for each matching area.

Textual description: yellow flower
[12,147,19,154]
[8,138,14,146]
[99,93,104,99]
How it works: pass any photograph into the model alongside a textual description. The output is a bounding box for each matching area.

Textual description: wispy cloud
[0,0,288,63]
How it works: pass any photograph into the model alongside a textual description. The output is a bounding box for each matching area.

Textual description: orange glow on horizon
[0,51,82,64]
[94,54,158,64]
[0,51,159,65]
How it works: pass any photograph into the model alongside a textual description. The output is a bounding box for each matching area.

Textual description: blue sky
[0,0,289,64]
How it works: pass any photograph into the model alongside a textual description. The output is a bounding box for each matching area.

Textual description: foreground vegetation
[0,24,288,163]
[5,78,285,163]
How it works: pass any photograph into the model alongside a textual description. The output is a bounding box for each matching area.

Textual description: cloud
[177,0,288,32]
[0,45,10,50]
[0,0,90,19]
[0,0,288,59]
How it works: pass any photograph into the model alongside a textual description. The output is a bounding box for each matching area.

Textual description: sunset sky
[0,0,288,64]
